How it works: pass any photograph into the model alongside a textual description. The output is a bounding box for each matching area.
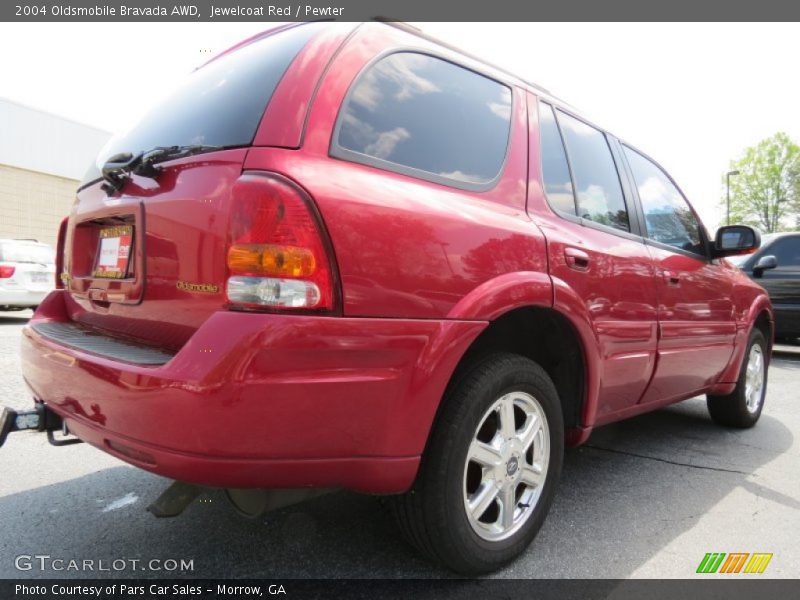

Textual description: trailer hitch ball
[0,404,82,448]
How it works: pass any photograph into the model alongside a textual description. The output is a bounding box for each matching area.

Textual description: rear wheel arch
[391,352,565,573]
[425,306,590,457]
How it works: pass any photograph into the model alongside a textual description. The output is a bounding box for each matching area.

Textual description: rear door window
[556,110,629,232]
[333,52,512,190]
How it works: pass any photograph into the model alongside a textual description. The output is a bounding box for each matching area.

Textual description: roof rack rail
[375,19,554,97]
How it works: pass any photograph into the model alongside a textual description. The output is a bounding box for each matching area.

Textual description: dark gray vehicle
[729,232,800,341]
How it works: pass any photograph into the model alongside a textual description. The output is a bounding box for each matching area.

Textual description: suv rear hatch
[61,24,324,351]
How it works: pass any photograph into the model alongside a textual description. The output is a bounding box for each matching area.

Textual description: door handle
[564,247,590,271]
[662,270,681,285]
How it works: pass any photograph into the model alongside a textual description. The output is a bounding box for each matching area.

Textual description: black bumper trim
[31,321,175,366]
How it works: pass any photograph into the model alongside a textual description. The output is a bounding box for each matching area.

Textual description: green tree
[724,132,800,232]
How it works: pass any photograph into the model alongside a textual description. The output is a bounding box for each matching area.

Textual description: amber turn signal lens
[227,244,316,277]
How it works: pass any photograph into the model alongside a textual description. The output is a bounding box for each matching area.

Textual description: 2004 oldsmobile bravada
[1,22,773,573]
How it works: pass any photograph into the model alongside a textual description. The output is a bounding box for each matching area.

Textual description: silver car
[0,239,55,311]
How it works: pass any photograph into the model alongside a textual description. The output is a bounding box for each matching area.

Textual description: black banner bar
[2,0,800,22]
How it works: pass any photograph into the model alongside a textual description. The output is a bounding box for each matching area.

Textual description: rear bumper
[21,291,485,493]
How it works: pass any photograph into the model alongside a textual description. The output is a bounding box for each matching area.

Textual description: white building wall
[0,97,110,181]
[0,98,111,246]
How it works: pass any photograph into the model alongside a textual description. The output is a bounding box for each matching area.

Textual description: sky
[1,22,798,229]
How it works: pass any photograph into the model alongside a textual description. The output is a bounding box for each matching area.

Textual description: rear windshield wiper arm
[100,145,220,195]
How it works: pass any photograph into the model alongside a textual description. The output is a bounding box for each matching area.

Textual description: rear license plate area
[92,225,133,279]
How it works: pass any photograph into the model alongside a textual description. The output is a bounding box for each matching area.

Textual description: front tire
[390,353,564,574]
[707,328,768,428]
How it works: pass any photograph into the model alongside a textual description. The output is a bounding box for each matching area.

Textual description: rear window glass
[0,243,55,264]
[91,24,322,174]
[333,52,512,189]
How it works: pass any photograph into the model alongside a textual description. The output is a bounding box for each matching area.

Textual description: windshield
[0,242,55,264]
[83,23,323,186]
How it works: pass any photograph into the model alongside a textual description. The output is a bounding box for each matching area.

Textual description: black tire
[390,353,564,574]
[707,328,768,428]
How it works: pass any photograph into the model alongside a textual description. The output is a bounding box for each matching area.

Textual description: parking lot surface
[1,310,798,578]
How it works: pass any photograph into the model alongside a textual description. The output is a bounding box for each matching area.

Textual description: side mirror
[713,225,761,258]
[753,254,778,278]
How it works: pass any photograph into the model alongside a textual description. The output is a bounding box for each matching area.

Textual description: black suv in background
[730,232,800,341]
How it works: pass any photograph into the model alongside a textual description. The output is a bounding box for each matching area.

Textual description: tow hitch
[0,404,83,448]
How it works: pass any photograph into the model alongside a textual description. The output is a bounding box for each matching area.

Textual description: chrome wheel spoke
[469,439,502,468]
[469,482,499,520]
[520,464,543,488]
[498,395,517,440]
[499,484,517,529]
[517,414,541,451]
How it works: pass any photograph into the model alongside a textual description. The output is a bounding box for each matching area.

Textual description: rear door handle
[564,247,590,271]
[662,270,681,285]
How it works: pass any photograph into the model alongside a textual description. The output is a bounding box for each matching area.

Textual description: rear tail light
[55,216,68,289]
[0,265,15,278]
[226,173,337,311]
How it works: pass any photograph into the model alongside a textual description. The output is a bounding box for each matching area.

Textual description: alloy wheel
[744,344,765,413]
[462,391,550,541]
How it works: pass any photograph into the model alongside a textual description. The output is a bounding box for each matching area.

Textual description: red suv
[3,22,773,573]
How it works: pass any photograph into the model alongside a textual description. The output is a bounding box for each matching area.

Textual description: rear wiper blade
[100,145,221,195]
[137,144,222,171]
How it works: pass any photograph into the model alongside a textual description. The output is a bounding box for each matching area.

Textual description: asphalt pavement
[1,309,798,579]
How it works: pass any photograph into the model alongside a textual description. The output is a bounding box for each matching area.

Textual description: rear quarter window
[539,102,576,215]
[332,52,513,190]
